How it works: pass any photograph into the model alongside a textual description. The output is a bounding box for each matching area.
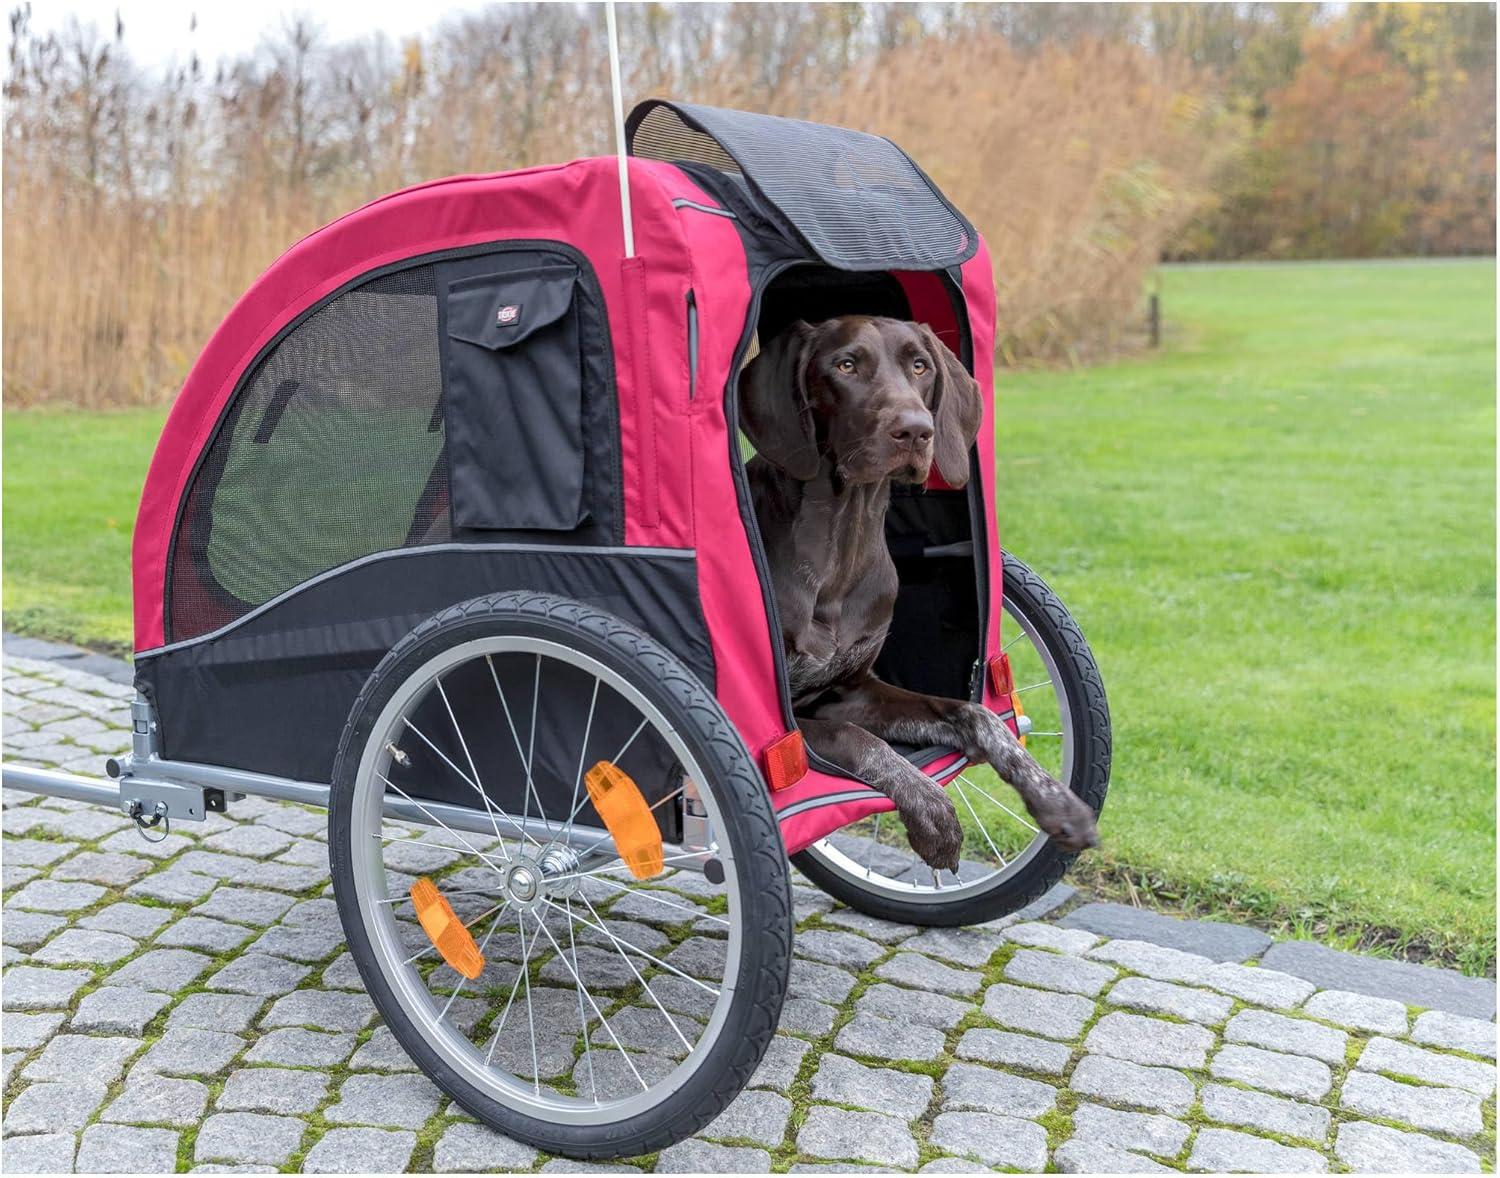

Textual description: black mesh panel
[628,100,977,272]
[169,266,449,641]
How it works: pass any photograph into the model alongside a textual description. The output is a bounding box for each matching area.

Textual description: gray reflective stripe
[671,199,737,220]
[775,756,970,823]
[141,543,697,660]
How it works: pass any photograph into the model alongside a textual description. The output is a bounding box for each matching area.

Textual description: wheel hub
[502,845,580,910]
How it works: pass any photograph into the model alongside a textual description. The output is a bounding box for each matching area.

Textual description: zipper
[686,290,699,400]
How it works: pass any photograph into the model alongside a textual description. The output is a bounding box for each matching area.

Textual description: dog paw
[1033,790,1099,852]
[897,785,963,872]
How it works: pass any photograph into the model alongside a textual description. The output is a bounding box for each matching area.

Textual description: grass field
[4,259,1495,972]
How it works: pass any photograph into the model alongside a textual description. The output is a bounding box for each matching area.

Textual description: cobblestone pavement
[2,639,1496,1173]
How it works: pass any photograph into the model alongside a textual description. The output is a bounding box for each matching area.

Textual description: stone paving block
[23,1034,141,1084]
[126,865,221,904]
[916,1160,988,1173]
[1202,961,1316,1009]
[157,916,257,954]
[1069,1054,1194,1115]
[302,1127,416,1174]
[276,839,331,867]
[8,878,106,912]
[217,1067,330,1114]
[788,958,858,1004]
[1356,1035,1496,1096]
[929,1111,1048,1171]
[955,1027,1072,1076]
[1333,1120,1483,1173]
[71,986,172,1034]
[432,1121,540,1171]
[833,1012,947,1062]
[1087,938,1215,983]
[1411,1009,1497,1059]
[1005,947,1116,996]
[1115,978,1230,1028]
[701,1088,791,1147]
[780,994,835,1037]
[811,1053,934,1118]
[194,1112,307,1166]
[942,1061,1056,1118]
[1187,1127,1327,1173]
[857,982,969,1030]
[1303,988,1410,1035]
[794,928,885,968]
[193,887,298,927]
[2,965,92,1010]
[1,1051,23,1089]
[208,952,313,996]
[658,1140,773,1173]
[1261,940,1496,1020]
[320,953,365,991]
[1054,1140,1172,1173]
[99,828,192,860]
[1070,1102,1190,1159]
[1340,1070,1484,1137]
[244,1027,357,1068]
[538,1162,642,1173]
[324,1073,443,1129]
[901,925,1006,968]
[820,908,919,944]
[74,1124,180,1174]
[2,1078,109,1133]
[1085,1011,1215,1069]
[982,980,1093,1040]
[798,1106,919,1168]
[32,927,137,966]
[248,923,345,963]
[349,1026,419,1072]
[51,851,150,886]
[3,863,40,888]
[3,838,77,867]
[1,909,65,950]
[134,1027,246,1077]
[874,951,981,996]
[255,807,327,837]
[1225,1008,1348,1064]
[1210,1044,1332,1101]
[1200,1083,1331,1142]
[1062,902,1271,961]
[110,948,213,993]
[167,992,265,1034]
[204,824,297,859]
[750,1035,810,1091]
[101,1074,210,1127]
[78,902,174,940]
[4,1010,64,1049]
[1,1131,78,1173]
[1003,921,1100,955]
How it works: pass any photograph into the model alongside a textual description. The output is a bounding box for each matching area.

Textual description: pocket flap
[446,263,578,349]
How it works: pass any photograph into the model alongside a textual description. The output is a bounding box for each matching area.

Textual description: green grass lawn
[4,259,1495,972]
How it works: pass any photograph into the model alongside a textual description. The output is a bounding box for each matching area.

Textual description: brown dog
[740,316,1099,870]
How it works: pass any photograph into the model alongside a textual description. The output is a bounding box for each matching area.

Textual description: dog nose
[890,411,934,448]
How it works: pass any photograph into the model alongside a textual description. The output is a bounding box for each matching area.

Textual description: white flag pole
[605,0,635,258]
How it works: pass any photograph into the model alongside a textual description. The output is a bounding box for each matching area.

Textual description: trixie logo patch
[497,304,521,326]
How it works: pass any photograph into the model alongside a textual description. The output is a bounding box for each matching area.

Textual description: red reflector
[763,730,808,792]
[988,654,1015,696]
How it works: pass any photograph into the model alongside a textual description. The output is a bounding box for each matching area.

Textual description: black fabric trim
[138,546,713,784]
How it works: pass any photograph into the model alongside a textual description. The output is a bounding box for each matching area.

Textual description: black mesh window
[168,265,450,641]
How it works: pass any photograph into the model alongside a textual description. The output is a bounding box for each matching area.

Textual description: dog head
[739,316,982,486]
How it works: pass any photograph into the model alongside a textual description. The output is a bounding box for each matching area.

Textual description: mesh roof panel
[628,100,976,272]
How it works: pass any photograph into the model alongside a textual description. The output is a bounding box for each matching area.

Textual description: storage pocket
[442,262,586,530]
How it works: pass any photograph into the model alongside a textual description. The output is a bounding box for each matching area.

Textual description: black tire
[329,590,792,1159]
[792,552,1111,926]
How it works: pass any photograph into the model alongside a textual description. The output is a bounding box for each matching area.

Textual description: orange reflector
[410,877,485,980]
[1011,690,1028,749]
[988,653,1015,696]
[763,729,808,793]
[584,761,664,879]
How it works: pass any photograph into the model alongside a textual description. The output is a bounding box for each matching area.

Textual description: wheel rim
[801,591,1076,904]
[349,635,743,1123]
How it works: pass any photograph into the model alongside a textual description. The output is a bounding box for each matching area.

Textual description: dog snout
[889,409,934,450]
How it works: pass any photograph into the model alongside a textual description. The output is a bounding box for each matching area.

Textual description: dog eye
[836,358,856,374]
[912,357,929,374]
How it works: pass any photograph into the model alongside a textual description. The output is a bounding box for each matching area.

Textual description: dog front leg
[796,717,963,871]
[814,678,1098,852]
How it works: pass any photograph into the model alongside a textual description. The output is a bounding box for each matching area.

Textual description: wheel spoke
[520,911,541,1093]
[435,675,512,857]
[486,653,552,829]
[542,898,721,996]
[559,678,601,848]
[582,874,730,925]
[565,898,598,1103]
[1014,680,1051,695]
[952,776,1008,869]
[484,921,535,1065]
[579,893,694,1053]
[399,718,541,849]
[376,772,510,878]
[955,773,1041,835]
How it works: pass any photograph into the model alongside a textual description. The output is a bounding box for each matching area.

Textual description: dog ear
[738,321,821,481]
[920,325,982,488]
